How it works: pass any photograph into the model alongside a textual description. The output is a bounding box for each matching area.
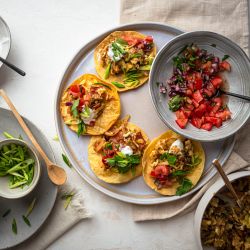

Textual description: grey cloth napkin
[120,0,250,221]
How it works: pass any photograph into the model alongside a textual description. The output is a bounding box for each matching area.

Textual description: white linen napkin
[14,183,91,250]
[120,0,250,221]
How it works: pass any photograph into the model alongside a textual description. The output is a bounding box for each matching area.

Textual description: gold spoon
[0,89,67,185]
[212,159,242,208]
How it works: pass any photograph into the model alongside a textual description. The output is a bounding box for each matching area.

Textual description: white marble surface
[0,1,199,249]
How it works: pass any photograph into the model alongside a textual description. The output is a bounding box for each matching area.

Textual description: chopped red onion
[66,102,73,106]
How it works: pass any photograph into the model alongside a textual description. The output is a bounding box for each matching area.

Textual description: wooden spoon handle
[212,159,242,208]
[0,89,51,165]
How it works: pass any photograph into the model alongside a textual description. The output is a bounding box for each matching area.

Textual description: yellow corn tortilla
[142,130,205,195]
[60,74,121,135]
[88,121,149,184]
[94,31,157,92]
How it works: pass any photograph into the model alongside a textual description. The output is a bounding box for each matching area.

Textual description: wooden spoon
[212,159,242,208]
[0,89,67,185]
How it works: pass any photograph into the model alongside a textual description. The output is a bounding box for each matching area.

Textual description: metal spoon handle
[0,57,26,76]
[224,90,250,102]
[212,159,242,208]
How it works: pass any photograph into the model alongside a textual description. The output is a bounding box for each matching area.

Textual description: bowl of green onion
[0,139,41,199]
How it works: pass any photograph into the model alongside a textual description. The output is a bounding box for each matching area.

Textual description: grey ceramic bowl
[0,139,41,199]
[194,171,250,249]
[149,31,250,142]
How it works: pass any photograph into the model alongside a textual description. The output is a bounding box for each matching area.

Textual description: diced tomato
[211,76,223,88]
[122,36,140,46]
[150,170,156,177]
[193,90,203,103]
[187,81,194,91]
[194,73,203,90]
[207,82,216,95]
[202,61,212,72]
[215,109,231,121]
[181,109,192,118]
[185,103,194,110]
[186,89,193,96]
[220,61,231,72]
[175,110,186,119]
[204,117,222,128]
[191,117,203,129]
[211,97,222,113]
[192,99,200,108]
[154,165,170,176]
[194,103,207,118]
[176,118,188,129]
[185,97,193,104]
[201,123,213,131]
[202,88,213,98]
[144,36,153,43]
[69,85,80,93]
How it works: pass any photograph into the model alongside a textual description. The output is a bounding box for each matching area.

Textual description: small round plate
[0,107,57,249]
[55,23,235,205]
[0,16,11,68]
[150,31,250,142]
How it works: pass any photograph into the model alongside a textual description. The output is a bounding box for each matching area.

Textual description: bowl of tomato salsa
[149,31,250,142]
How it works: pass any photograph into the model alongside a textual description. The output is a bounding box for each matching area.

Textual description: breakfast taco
[88,116,149,183]
[60,74,120,136]
[94,31,156,91]
[142,130,205,196]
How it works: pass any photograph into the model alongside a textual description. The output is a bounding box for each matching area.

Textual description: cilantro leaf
[222,55,230,61]
[168,95,183,112]
[171,170,190,177]
[71,99,79,118]
[160,153,177,166]
[77,121,86,137]
[176,178,193,196]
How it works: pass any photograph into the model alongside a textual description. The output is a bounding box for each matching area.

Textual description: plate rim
[0,16,11,67]
[0,107,58,249]
[54,23,235,205]
[149,30,250,142]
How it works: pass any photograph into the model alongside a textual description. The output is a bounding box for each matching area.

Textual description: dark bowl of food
[194,171,250,249]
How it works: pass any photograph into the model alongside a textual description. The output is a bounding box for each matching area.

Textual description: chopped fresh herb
[160,153,177,166]
[62,153,72,168]
[0,143,35,189]
[77,121,86,137]
[93,82,112,90]
[53,135,59,141]
[2,209,11,218]
[168,95,183,111]
[115,38,128,46]
[12,218,17,234]
[106,153,140,174]
[176,178,193,196]
[81,106,91,118]
[124,70,141,87]
[22,215,31,227]
[61,190,75,210]
[111,81,125,88]
[178,45,188,55]
[26,198,36,217]
[130,53,142,58]
[173,56,185,70]
[71,98,80,118]
[222,55,230,61]
[139,65,151,71]
[171,170,190,177]
[210,44,217,47]
[104,143,113,150]
[104,62,111,79]
[3,131,14,139]
[186,154,201,167]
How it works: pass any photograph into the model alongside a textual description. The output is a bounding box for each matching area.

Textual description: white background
[1,1,199,249]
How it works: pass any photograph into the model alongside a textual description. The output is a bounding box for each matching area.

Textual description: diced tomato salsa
[166,44,231,131]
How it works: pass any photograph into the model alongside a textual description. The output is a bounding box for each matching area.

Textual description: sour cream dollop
[120,146,133,156]
[169,139,184,155]
[80,106,95,125]
[107,45,122,62]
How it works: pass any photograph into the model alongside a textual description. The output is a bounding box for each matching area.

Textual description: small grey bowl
[0,139,41,199]
[149,31,250,142]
